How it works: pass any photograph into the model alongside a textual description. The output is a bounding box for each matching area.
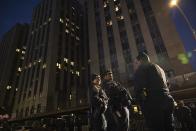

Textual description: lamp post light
[169,0,196,40]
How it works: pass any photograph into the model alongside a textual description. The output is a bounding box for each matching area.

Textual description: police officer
[90,74,108,131]
[175,100,196,131]
[133,52,175,131]
[102,70,132,131]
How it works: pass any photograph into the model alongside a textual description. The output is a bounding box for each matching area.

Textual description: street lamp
[169,0,196,40]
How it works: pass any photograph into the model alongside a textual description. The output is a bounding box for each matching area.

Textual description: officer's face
[133,59,141,72]
[92,76,101,85]
[105,72,113,81]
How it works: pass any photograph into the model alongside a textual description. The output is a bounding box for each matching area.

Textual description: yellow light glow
[169,0,178,7]
[133,106,138,113]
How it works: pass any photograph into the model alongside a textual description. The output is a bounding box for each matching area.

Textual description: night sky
[0,0,196,70]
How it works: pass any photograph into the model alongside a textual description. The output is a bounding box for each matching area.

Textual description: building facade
[87,0,193,94]
[0,23,29,114]
[12,0,89,120]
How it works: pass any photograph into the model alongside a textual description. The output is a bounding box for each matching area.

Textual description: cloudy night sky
[0,0,196,70]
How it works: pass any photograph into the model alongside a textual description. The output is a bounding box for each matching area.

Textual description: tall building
[87,0,193,88]
[0,23,29,114]
[12,0,89,120]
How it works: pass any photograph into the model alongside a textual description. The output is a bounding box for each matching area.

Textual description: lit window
[76,36,80,41]
[106,21,112,26]
[64,58,68,63]
[59,18,64,23]
[79,99,82,104]
[76,26,79,29]
[42,64,47,69]
[18,67,22,72]
[115,6,119,11]
[120,16,124,20]
[70,61,74,66]
[104,2,107,8]
[70,69,74,74]
[38,59,42,63]
[65,29,69,33]
[133,106,138,113]
[21,57,24,60]
[16,49,20,52]
[48,17,52,22]
[117,16,124,20]
[66,18,69,21]
[22,51,25,54]
[56,63,62,69]
[76,71,80,76]
[69,94,72,100]
[59,64,62,69]
[6,86,12,90]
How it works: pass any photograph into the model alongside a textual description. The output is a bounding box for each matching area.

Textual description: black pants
[105,107,129,131]
[142,105,174,131]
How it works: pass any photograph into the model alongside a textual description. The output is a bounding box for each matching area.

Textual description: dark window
[37,104,41,113]
[126,0,147,53]
[39,70,45,93]
[140,0,168,58]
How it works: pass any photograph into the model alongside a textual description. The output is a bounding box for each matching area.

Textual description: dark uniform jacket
[102,80,132,110]
[175,106,196,131]
[90,85,108,131]
[102,80,132,131]
[134,62,175,131]
[134,63,175,110]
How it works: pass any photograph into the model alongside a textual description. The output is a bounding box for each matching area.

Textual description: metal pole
[176,5,196,39]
